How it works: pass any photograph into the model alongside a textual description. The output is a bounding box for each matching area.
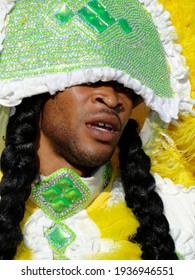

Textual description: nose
[91,85,123,109]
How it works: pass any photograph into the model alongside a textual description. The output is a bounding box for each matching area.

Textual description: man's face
[40,81,134,170]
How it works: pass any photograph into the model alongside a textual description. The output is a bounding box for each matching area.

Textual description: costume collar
[32,163,112,222]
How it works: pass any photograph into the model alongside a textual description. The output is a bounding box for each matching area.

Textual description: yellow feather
[87,203,142,259]
[87,192,142,259]
[160,0,195,97]
[146,0,195,188]
[169,115,195,169]
[88,202,139,240]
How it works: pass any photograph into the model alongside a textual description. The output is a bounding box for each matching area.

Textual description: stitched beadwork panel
[33,168,90,221]
[0,0,172,98]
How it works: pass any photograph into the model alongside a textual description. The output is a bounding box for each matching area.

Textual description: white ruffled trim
[0,67,193,123]
[0,0,194,123]
[24,207,121,260]
[24,209,54,260]
[154,173,195,260]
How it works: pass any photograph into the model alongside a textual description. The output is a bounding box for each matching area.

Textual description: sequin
[0,0,173,98]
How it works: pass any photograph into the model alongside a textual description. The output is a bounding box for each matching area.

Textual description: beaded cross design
[33,168,90,221]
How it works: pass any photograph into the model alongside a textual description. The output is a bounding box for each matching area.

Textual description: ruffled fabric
[154,173,195,259]
[24,209,54,260]
[0,0,194,123]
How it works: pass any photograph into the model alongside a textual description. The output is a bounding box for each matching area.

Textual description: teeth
[98,122,105,127]
[105,123,112,129]
[95,122,113,131]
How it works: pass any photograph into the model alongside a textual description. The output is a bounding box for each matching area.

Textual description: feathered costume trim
[143,0,195,188]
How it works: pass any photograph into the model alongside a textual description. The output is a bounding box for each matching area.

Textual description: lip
[85,113,122,142]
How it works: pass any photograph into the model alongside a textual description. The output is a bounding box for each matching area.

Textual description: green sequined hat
[0,0,194,125]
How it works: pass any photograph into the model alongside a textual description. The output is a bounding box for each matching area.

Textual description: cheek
[42,101,84,144]
[43,96,71,123]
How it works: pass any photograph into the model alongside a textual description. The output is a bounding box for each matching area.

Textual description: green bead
[49,226,71,248]
[78,7,108,33]
[33,168,90,220]
[118,19,132,34]
[77,1,116,33]
[42,177,83,214]
[88,0,115,26]
[46,223,76,255]
[55,4,74,23]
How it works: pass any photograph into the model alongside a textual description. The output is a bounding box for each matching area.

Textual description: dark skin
[35,82,134,177]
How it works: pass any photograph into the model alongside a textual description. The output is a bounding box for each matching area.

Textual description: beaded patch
[33,168,90,221]
[45,222,76,255]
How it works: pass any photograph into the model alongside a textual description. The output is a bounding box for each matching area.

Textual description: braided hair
[119,119,178,259]
[0,94,177,259]
[0,93,49,260]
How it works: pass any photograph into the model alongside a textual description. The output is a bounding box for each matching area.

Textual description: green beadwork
[0,0,173,98]
[78,1,116,33]
[33,164,112,258]
[45,222,76,255]
[55,4,74,23]
[33,168,90,221]
[42,177,83,214]
[54,255,69,260]
[55,1,131,34]
[103,162,112,187]
[118,18,132,34]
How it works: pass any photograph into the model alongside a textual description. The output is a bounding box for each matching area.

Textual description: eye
[114,83,135,100]
[81,81,135,100]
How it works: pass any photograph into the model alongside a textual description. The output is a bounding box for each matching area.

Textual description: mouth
[89,122,117,132]
[85,114,121,142]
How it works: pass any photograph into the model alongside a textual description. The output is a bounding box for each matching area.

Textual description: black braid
[0,93,49,260]
[118,119,178,260]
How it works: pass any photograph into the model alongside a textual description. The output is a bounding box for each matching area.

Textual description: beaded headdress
[0,0,194,126]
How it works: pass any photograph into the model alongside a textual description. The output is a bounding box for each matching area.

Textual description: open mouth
[85,112,121,142]
[90,122,116,132]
